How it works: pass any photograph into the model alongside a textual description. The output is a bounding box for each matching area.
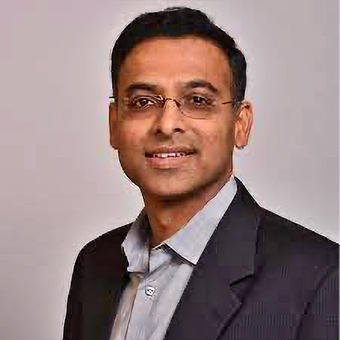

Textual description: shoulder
[235,177,338,268]
[80,223,131,255]
[257,207,338,275]
[74,223,132,271]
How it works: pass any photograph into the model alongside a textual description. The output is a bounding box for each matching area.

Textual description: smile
[145,150,195,169]
[151,152,191,158]
[145,147,195,159]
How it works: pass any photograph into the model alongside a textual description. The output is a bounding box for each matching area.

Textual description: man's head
[109,7,253,203]
[110,6,247,103]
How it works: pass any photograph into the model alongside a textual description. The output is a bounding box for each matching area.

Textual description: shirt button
[145,286,155,296]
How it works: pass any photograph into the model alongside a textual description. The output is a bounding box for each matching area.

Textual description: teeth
[152,152,189,158]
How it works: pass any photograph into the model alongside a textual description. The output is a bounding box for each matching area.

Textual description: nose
[152,98,186,136]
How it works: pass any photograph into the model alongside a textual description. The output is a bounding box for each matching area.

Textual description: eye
[193,96,208,105]
[129,96,158,110]
[184,95,214,109]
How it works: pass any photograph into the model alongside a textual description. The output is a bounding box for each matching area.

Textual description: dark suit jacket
[63,178,339,340]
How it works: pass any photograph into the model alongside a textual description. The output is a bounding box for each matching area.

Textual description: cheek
[116,128,145,183]
[199,122,235,154]
[115,130,141,171]
[118,122,145,151]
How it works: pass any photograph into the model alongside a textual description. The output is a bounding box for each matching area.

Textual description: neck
[143,174,233,248]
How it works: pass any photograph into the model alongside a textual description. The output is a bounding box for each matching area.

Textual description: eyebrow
[124,82,161,95]
[182,79,220,95]
[123,79,221,96]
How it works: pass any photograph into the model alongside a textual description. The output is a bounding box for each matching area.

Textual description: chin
[125,167,232,203]
[142,184,195,201]
[140,178,221,203]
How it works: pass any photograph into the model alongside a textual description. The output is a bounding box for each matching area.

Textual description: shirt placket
[125,247,170,340]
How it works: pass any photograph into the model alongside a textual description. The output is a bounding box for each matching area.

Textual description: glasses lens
[122,95,161,117]
[180,95,217,119]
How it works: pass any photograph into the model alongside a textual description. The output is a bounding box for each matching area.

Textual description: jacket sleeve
[298,265,339,340]
[63,249,85,340]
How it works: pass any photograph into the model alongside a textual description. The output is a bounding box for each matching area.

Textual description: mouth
[145,147,195,159]
[145,148,196,168]
[145,151,195,158]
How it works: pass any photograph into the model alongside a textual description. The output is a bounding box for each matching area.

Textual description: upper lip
[145,146,195,157]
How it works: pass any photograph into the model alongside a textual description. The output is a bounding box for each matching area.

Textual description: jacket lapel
[165,178,261,340]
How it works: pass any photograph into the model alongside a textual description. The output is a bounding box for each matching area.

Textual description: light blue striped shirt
[110,176,237,340]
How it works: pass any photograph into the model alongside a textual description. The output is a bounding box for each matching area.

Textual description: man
[63,7,339,340]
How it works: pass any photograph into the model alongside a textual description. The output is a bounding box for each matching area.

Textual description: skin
[109,36,253,247]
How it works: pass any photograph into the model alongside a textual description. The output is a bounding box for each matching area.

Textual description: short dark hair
[110,6,247,102]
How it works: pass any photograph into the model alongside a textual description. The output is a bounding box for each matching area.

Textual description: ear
[234,100,254,149]
[109,101,119,150]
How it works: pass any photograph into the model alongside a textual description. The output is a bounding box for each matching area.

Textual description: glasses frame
[109,95,242,120]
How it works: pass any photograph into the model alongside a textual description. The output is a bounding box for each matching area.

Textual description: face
[110,36,253,202]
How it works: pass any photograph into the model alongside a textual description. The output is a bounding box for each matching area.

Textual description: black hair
[110,6,247,102]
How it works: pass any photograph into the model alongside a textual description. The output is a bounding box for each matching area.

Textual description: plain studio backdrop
[0,0,338,339]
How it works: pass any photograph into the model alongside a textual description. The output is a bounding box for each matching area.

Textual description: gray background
[0,0,338,339]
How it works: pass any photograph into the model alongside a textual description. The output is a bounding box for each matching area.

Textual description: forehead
[118,36,232,94]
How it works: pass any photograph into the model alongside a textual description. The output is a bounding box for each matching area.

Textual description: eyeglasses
[109,94,241,120]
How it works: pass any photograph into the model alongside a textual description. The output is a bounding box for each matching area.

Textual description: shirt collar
[122,175,237,271]
[122,210,150,274]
